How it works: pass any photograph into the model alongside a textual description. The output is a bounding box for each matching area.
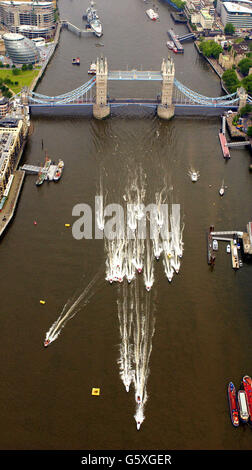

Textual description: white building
[220,2,252,29]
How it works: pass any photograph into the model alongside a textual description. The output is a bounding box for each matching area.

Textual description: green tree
[222,69,240,93]
[199,40,223,59]
[247,126,252,136]
[239,104,252,116]
[238,58,252,76]
[224,23,235,35]
[241,73,252,93]
[12,67,20,76]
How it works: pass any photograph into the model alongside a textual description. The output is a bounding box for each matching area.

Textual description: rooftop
[223,2,252,13]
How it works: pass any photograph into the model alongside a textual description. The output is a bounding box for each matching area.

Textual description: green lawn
[0,68,40,94]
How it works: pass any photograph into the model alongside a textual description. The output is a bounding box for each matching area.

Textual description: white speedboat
[191,172,198,182]
[213,239,218,251]
[226,244,231,253]
[219,181,225,196]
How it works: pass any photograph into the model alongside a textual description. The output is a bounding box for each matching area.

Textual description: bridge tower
[157,57,175,120]
[93,56,110,120]
[20,87,29,106]
[237,87,248,111]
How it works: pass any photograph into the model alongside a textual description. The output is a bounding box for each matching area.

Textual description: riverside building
[0,1,56,39]
[3,32,40,64]
[219,1,252,29]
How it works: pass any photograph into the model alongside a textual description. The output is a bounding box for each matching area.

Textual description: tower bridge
[20,56,248,119]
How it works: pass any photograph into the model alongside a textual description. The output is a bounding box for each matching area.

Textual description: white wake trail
[45,272,102,345]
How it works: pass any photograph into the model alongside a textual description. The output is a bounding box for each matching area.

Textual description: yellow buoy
[92,388,100,396]
[40,300,46,305]
[65,224,71,227]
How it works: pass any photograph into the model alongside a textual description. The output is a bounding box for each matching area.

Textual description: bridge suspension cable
[28,77,96,104]
[174,78,239,106]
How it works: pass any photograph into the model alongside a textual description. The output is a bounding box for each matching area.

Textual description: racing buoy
[65,224,71,228]
[92,388,100,396]
[40,300,46,305]
[33,221,37,225]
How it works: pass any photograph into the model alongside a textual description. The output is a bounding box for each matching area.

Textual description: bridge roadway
[28,99,239,116]
[108,71,163,81]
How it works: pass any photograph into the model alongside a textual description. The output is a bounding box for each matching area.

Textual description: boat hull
[243,375,252,421]
[238,390,249,422]
[227,382,239,427]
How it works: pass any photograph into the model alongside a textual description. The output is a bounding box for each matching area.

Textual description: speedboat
[213,239,218,251]
[72,57,80,65]
[238,390,249,423]
[219,185,225,196]
[44,339,50,348]
[145,284,151,292]
[226,244,231,253]
[227,382,239,427]
[191,172,198,182]
[136,421,141,431]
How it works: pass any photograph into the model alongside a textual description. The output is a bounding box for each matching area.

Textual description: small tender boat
[88,62,96,74]
[226,244,231,253]
[54,159,64,182]
[72,57,80,65]
[146,9,159,20]
[227,382,239,427]
[213,239,218,251]
[238,390,249,423]
[243,375,252,420]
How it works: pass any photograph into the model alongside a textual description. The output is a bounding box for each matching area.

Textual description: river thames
[0,0,252,451]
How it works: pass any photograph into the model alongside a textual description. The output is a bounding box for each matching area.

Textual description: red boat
[243,375,252,419]
[227,382,239,427]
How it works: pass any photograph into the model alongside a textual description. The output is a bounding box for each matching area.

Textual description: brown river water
[0,0,252,451]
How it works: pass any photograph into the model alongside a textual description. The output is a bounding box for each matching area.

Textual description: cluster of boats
[146,9,159,21]
[228,376,252,426]
[84,1,103,37]
[36,156,64,186]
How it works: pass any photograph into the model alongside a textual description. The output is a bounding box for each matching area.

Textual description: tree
[199,40,223,59]
[12,68,20,76]
[247,126,252,136]
[238,58,252,76]
[239,104,252,116]
[225,23,235,35]
[241,73,252,93]
[222,69,240,93]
